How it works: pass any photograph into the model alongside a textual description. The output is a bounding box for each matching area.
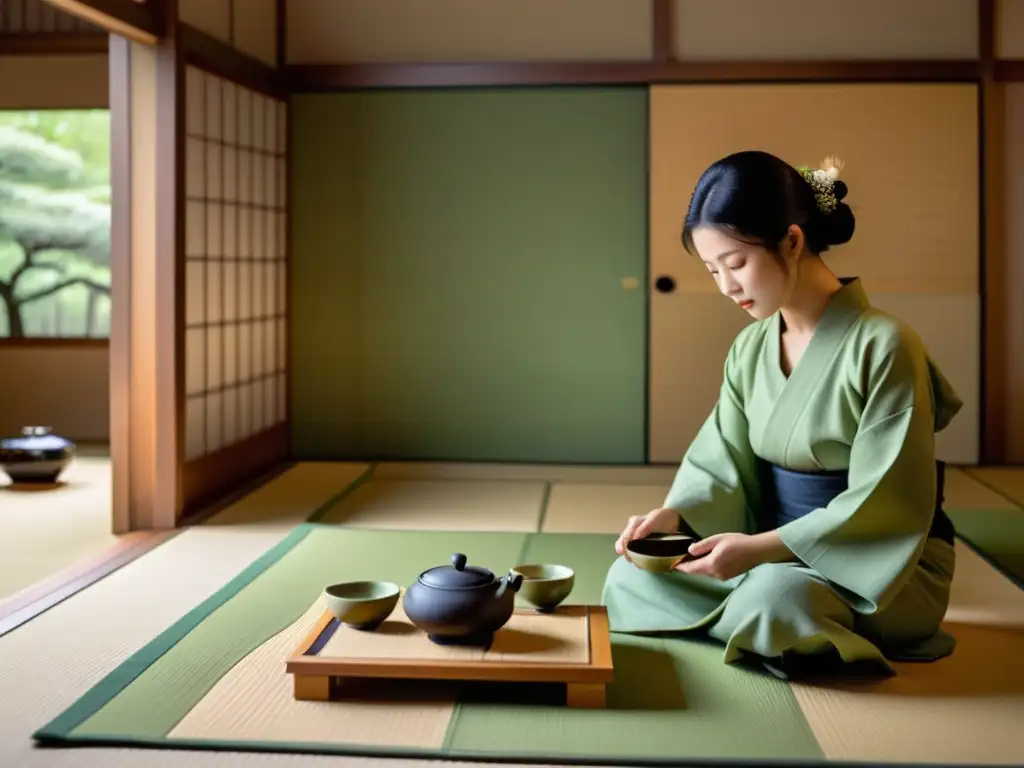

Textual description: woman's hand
[675,531,795,580]
[615,507,680,557]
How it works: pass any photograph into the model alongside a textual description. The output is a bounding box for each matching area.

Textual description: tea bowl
[511,563,575,613]
[322,580,400,630]
[626,533,696,573]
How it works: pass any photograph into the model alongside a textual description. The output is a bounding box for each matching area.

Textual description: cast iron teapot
[403,552,524,646]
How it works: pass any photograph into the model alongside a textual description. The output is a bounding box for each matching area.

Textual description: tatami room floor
[0,443,123,601]
[1,456,1023,767]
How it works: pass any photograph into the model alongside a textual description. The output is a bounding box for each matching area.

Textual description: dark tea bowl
[626,533,696,573]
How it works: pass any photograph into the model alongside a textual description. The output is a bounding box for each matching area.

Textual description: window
[0,109,111,339]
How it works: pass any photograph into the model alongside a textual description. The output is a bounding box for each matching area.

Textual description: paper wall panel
[648,292,752,464]
[997,0,1024,57]
[0,55,107,108]
[649,84,979,297]
[185,67,205,135]
[185,397,205,460]
[233,0,278,68]
[869,293,980,465]
[1000,85,1024,460]
[286,0,652,64]
[674,0,978,60]
[179,0,231,42]
[649,292,980,466]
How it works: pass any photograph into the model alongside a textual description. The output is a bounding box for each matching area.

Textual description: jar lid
[419,553,495,589]
[0,427,71,451]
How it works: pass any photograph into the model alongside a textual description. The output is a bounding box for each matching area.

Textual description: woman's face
[689,226,799,321]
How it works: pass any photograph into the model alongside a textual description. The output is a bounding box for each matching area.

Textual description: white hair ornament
[798,155,844,214]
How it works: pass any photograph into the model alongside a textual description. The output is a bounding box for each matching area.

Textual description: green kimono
[602,277,962,674]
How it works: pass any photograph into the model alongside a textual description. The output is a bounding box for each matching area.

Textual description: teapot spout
[495,570,524,599]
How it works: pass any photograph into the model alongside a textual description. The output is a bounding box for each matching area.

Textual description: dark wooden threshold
[0,528,180,637]
[181,422,290,519]
[994,59,1024,81]
[180,23,287,99]
[0,32,108,55]
[287,58,983,90]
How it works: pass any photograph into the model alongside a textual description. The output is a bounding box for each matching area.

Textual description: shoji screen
[183,65,288,507]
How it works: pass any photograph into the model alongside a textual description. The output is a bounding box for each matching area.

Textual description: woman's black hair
[681,150,855,257]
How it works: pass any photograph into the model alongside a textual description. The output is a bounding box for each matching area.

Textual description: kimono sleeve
[776,327,961,614]
[662,327,763,538]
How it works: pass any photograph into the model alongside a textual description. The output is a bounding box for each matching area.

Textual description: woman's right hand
[615,507,681,557]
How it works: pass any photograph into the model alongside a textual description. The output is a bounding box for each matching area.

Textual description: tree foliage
[0,110,111,338]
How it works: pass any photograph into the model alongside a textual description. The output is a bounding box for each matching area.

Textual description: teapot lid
[419,553,495,589]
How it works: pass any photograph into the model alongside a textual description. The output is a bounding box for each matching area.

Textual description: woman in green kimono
[602,150,962,679]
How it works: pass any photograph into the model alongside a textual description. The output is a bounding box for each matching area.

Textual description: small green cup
[322,580,401,630]
[511,564,575,613]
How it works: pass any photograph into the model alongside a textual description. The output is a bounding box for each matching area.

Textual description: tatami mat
[535,473,1024,763]
[542,482,670,533]
[0,528,327,768]
[200,462,372,528]
[944,466,1021,509]
[6,459,1024,768]
[537,468,1018,535]
[790,541,1024,765]
[374,461,679,485]
[0,454,120,599]
[317,478,545,532]
[965,467,1024,508]
[0,461,454,768]
[167,599,457,749]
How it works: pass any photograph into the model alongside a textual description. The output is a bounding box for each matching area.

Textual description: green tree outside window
[0,109,111,339]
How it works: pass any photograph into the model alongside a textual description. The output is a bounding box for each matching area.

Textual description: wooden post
[108,1,184,532]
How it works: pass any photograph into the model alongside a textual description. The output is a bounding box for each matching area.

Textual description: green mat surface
[948,507,1024,586]
[34,523,825,765]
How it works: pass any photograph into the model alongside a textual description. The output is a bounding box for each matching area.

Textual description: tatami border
[33,523,315,741]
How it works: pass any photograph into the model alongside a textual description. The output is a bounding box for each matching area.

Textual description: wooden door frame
[42,0,162,44]
[45,0,295,531]
[43,0,182,531]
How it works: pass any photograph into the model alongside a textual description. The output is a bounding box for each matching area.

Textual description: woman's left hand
[674,532,769,581]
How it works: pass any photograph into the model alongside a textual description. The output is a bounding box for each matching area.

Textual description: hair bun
[832,180,848,202]
[822,201,855,248]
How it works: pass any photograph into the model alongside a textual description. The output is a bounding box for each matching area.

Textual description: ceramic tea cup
[625,533,696,573]
[322,580,400,630]
[511,563,575,613]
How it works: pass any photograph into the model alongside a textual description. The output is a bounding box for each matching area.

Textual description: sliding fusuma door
[290,87,648,464]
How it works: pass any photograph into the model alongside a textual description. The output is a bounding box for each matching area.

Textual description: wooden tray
[285,603,614,708]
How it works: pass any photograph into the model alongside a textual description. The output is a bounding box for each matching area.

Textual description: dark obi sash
[758,460,956,545]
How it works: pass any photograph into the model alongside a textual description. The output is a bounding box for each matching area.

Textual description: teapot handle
[451,553,468,571]
[496,570,524,599]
